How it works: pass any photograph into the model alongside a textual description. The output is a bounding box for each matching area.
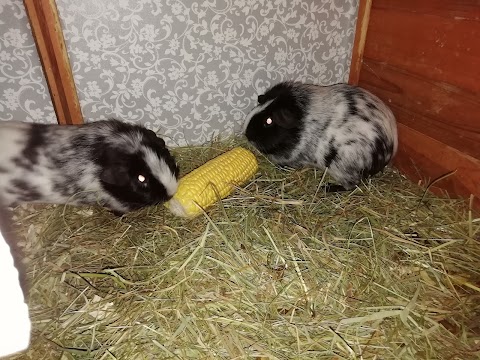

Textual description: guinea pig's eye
[137,174,148,186]
[263,117,273,128]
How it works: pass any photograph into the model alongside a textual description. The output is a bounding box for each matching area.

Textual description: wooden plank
[357,0,480,207]
[24,0,83,125]
[364,1,480,93]
[348,0,372,85]
[359,59,480,160]
[394,123,480,211]
[374,0,480,20]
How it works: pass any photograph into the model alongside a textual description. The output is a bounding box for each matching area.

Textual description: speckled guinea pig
[243,81,398,190]
[0,119,179,215]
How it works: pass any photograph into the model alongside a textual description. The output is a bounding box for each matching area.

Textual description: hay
[6,138,480,360]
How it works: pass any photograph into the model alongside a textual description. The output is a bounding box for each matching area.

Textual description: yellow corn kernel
[165,147,258,218]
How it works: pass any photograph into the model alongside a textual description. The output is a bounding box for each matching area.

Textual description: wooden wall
[353,0,480,210]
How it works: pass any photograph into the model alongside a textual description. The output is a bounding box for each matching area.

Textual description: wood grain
[348,0,372,85]
[394,123,480,210]
[24,0,83,125]
[364,1,480,93]
[374,0,480,19]
[359,60,480,159]
[357,0,480,209]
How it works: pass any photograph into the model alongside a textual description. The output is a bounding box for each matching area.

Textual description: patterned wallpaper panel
[0,1,359,145]
[56,0,359,146]
[0,1,57,123]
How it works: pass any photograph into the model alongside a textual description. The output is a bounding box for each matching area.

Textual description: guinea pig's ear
[271,108,297,129]
[99,147,129,186]
[155,136,166,148]
[100,166,129,187]
[146,129,157,138]
[146,129,166,148]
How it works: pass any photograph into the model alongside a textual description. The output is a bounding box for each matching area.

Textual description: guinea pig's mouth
[124,199,165,211]
[249,140,267,153]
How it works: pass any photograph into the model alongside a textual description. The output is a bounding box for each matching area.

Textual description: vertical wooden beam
[348,0,372,85]
[24,0,83,125]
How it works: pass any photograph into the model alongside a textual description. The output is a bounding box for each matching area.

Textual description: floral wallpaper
[0,0,359,145]
[56,0,359,146]
[0,1,57,123]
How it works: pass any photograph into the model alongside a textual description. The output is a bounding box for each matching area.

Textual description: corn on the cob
[165,147,258,218]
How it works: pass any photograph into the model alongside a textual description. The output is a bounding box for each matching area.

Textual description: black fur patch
[355,90,367,102]
[367,129,392,176]
[324,138,338,168]
[11,179,41,201]
[104,119,163,144]
[323,183,348,192]
[49,151,70,169]
[257,83,292,105]
[258,82,310,110]
[343,165,362,188]
[53,175,82,198]
[360,115,371,122]
[143,129,166,149]
[317,117,333,134]
[344,139,358,146]
[261,134,301,158]
[343,125,353,134]
[295,152,311,165]
[13,156,34,169]
[366,102,378,111]
[342,87,358,117]
[161,148,180,179]
[22,123,47,165]
[70,134,89,148]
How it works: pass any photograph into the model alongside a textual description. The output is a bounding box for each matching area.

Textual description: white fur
[243,99,274,132]
[144,148,178,197]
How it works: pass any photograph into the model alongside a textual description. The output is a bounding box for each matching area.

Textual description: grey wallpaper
[0,0,359,146]
[56,0,359,146]
[0,1,57,123]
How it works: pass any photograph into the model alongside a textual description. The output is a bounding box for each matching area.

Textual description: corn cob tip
[165,147,258,218]
[166,198,198,218]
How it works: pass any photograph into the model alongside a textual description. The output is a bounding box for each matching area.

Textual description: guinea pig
[0,119,179,215]
[243,81,398,191]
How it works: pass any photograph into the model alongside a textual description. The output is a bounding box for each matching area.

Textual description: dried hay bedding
[6,138,480,360]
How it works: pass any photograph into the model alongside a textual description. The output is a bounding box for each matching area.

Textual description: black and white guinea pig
[243,81,398,190]
[0,119,179,215]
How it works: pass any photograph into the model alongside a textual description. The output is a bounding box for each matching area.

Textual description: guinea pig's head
[243,81,307,156]
[96,123,179,213]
